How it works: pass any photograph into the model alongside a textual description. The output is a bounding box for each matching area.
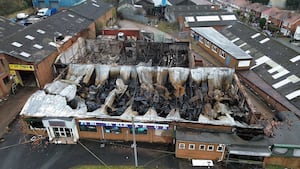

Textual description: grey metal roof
[69,0,114,21]
[0,16,24,41]
[176,127,269,146]
[0,10,91,63]
[268,112,300,146]
[191,27,252,60]
[220,21,300,113]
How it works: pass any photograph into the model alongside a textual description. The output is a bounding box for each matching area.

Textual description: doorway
[52,127,74,138]
[19,71,37,87]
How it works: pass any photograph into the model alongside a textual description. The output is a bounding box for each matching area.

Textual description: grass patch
[71,165,145,169]
[155,21,179,35]
[265,164,286,169]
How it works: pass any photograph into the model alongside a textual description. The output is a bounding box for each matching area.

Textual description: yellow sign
[9,64,34,71]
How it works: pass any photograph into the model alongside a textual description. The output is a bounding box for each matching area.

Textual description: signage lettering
[79,120,169,130]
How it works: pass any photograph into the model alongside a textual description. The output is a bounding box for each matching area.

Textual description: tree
[259,18,267,29]
[286,0,300,10]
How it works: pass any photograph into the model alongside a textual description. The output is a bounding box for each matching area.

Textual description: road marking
[231,37,240,43]
[238,43,247,48]
[260,38,270,44]
[78,141,107,166]
[251,33,260,39]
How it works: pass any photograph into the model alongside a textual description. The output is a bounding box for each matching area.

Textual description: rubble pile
[83,39,189,67]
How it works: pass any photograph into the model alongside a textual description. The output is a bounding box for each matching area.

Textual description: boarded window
[212,45,217,53]
[179,143,185,149]
[205,40,210,48]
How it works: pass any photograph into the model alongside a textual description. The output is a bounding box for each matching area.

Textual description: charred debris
[58,64,255,126]
[74,38,189,67]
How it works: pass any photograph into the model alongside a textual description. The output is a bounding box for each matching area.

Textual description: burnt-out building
[19,63,265,164]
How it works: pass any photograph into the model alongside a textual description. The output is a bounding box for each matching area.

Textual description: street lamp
[131,117,138,168]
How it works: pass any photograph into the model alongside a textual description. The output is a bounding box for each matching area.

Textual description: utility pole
[131,117,138,168]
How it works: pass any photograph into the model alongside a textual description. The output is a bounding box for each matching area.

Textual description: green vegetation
[156,21,179,36]
[265,164,286,169]
[71,165,146,169]
[0,0,33,17]
[259,18,266,29]
[249,0,269,5]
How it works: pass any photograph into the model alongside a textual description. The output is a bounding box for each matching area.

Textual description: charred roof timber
[74,39,190,67]
[21,64,260,127]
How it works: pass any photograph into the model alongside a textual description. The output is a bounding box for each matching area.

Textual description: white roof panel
[290,55,300,63]
[196,15,220,22]
[185,16,195,22]
[221,15,237,21]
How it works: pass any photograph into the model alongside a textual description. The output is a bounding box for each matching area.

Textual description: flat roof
[176,127,269,146]
[220,22,300,113]
[0,16,24,41]
[191,27,252,60]
[69,0,114,21]
[0,10,91,63]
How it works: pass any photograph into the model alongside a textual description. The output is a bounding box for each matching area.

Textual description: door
[226,56,231,66]
[52,127,73,138]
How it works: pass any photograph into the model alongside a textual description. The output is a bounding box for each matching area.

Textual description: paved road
[0,118,225,169]
[0,86,38,138]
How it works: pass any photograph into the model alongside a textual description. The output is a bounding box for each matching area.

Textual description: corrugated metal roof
[191,27,252,60]
[69,0,114,20]
[0,10,91,63]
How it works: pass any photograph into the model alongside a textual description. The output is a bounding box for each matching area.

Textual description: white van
[37,8,49,16]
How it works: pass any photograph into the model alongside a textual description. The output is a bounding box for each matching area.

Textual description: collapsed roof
[21,64,254,127]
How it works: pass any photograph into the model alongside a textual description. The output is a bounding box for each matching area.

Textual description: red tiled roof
[262,7,281,17]
[229,0,250,8]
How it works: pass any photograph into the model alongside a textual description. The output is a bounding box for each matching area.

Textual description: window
[25,118,44,129]
[189,144,195,150]
[179,143,185,149]
[130,127,147,134]
[293,149,300,157]
[238,60,251,67]
[3,76,10,85]
[207,145,214,151]
[79,125,97,132]
[212,45,217,53]
[104,126,121,134]
[199,36,203,43]
[273,147,288,154]
[199,144,206,151]
[217,145,224,152]
[219,50,226,59]
[205,40,210,48]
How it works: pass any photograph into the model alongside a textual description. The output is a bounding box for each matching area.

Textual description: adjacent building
[191,27,253,70]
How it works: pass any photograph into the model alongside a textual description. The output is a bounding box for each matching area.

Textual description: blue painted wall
[32,0,84,9]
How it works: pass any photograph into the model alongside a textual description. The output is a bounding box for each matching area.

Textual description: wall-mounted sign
[78,120,169,130]
[9,64,34,71]
[49,121,66,127]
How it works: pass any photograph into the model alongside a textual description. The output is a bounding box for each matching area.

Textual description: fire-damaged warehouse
[19,63,274,164]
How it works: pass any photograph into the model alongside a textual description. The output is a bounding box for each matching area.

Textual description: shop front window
[104,126,121,134]
[130,127,147,134]
[79,125,97,132]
